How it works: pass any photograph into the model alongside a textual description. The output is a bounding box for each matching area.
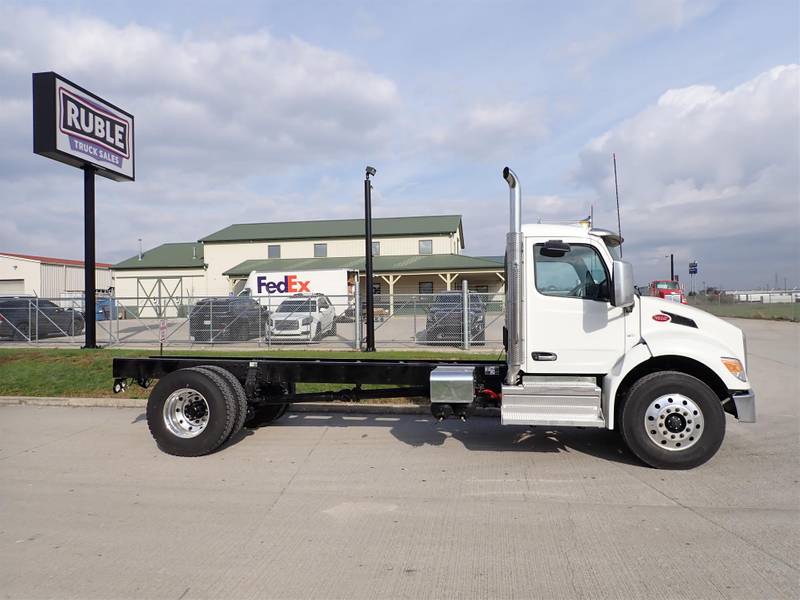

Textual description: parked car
[648,280,687,304]
[0,297,85,340]
[423,293,486,346]
[189,296,269,342]
[267,294,337,341]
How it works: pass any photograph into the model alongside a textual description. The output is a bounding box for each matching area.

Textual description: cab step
[501,376,605,427]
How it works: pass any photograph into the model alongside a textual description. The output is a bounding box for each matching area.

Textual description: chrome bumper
[731,390,756,423]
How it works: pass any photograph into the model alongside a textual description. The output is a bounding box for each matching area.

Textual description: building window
[372,241,380,256]
[418,281,433,294]
[372,282,382,295]
[473,285,489,294]
[419,239,433,255]
[268,245,281,259]
[314,243,327,258]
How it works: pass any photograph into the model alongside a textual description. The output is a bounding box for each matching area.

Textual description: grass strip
[0,347,503,399]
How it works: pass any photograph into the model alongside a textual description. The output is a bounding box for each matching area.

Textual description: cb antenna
[612,152,623,256]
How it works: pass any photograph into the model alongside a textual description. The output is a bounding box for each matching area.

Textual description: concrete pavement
[0,318,797,599]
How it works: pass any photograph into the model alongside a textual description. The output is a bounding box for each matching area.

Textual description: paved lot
[0,319,798,599]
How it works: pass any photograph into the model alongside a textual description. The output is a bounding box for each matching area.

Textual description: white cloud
[0,5,402,260]
[559,0,720,75]
[425,100,547,160]
[575,65,800,287]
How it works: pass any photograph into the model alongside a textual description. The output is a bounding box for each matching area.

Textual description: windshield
[277,299,315,313]
[655,282,680,290]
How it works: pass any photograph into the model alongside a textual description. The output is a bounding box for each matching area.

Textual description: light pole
[364,166,377,352]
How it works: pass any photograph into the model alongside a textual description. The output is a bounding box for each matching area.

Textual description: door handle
[531,352,557,361]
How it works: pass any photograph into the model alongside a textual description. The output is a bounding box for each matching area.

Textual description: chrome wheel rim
[163,388,210,439]
[644,393,704,451]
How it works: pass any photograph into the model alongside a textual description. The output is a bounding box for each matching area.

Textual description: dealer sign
[33,72,135,181]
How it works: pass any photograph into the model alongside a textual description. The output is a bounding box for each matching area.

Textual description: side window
[534,244,610,301]
[319,297,329,309]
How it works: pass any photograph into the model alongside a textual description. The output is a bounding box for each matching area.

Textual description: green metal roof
[223,254,503,277]
[200,215,463,246]
[478,255,504,264]
[113,243,205,270]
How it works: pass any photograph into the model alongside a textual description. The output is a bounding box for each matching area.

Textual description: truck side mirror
[612,260,635,308]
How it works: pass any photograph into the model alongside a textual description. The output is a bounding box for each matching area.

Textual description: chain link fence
[0,290,506,349]
[3,287,795,348]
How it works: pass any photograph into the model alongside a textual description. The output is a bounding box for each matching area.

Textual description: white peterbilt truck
[113,167,755,469]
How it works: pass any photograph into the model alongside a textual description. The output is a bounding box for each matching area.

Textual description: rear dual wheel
[146,366,246,456]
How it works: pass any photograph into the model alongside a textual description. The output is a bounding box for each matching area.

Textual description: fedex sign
[257,274,311,294]
[246,269,350,299]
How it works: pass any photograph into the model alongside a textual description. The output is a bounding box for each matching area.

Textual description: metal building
[0,252,113,298]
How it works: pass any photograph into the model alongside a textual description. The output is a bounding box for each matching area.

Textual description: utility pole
[670,254,674,281]
[363,166,377,352]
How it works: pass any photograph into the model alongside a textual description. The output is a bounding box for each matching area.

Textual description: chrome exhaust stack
[503,167,524,385]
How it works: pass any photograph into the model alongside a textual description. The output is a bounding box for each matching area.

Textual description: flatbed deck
[113,355,507,402]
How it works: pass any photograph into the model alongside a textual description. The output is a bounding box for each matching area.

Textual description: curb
[0,396,499,417]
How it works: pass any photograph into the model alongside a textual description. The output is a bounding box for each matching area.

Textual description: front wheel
[621,371,725,469]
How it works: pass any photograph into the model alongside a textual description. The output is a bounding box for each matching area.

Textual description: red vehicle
[648,280,687,304]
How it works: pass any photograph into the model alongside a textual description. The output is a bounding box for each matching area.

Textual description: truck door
[525,240,625,374]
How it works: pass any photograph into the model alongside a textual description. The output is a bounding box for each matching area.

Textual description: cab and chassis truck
[113,168,755,469]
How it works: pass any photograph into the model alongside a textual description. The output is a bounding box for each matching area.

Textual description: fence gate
[136,277,184,318]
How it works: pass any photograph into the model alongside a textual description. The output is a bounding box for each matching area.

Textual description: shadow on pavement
[265,412,642,467]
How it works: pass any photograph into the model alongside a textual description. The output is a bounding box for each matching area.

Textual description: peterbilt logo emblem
[652,313,671,322]
[59,87,130,165]
[256,275,311,294]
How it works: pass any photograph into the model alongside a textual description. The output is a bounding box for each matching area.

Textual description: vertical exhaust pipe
[503,167,523,385]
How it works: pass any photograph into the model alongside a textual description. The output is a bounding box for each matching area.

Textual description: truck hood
[638,295,748,377]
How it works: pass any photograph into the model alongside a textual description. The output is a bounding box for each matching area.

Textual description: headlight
[721,357,747,382]
[301,316,312,326]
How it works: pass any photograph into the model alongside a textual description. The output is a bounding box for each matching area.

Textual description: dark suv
[423,293,486,346]
[0,298,85,340]
[189,296,269,342]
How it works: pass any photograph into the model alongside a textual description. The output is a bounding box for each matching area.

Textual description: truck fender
[603,332,745,430]
[602,343,652,430]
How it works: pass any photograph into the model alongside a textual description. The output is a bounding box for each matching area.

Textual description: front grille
[274,320,298,330]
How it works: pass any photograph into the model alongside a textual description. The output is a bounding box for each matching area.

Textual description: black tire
[146,367,237,456]
[246,404,288,428]
[621,371,725,469]
[198,365,248,442]
[313,322,322,341]
[329,320,337,336]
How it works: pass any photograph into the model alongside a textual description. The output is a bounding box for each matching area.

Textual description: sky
[0,0,798,289]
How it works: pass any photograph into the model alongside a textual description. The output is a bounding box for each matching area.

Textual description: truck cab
[493,167,755,468]
[648,280,687,304]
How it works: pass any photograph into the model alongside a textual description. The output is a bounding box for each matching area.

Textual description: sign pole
[83,165,97,348]
[32,72,135,349]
